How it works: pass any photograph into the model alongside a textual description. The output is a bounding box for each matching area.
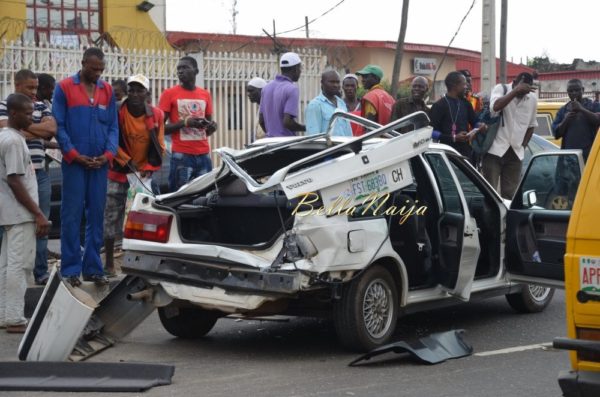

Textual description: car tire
[333,265,398,352]
[158,305,221,338]
[506,284,555,313]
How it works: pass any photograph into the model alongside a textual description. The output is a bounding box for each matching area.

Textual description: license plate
[580,257,600,296]
[320,161,413,212]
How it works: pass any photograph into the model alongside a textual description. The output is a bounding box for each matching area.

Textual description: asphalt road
[0,289,569,397]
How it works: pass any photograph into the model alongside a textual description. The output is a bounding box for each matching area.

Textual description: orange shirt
[109,106,166,182]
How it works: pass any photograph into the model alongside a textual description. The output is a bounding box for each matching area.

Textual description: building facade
[167,32,534,99]
[0,0,171,50]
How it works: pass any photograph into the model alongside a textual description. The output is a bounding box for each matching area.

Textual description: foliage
[527,56,555,72]
[528,55,600,73]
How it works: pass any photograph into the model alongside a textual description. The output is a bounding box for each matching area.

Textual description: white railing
[0,40,181,107]
[0,41,325,161]
[199,49,325,152]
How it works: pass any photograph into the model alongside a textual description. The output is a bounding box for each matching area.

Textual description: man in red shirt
[159,56,217,192]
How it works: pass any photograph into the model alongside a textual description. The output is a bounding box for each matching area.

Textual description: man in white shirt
[482,72,538,199]
[0,93,50,333]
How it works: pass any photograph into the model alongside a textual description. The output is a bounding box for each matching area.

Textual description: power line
[431,0,477,98]
[231,0,347,52]
[276,0,347,35]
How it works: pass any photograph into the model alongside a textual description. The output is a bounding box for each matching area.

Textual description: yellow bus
[535,101,565,146]
[553,133,600,396]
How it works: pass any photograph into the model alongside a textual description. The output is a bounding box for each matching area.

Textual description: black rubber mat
[0,361,175,392]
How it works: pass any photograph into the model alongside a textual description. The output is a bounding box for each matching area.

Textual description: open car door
[506,151,584,288]
[425,153,480,301]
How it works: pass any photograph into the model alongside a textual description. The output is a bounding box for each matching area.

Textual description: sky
[165,0,599,65]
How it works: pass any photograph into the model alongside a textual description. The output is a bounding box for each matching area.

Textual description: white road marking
[475,342,553,357]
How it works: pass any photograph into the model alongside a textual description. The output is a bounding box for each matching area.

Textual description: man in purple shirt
[259,52,305,137]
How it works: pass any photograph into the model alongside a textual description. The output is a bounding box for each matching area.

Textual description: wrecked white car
[21,112,581,361]
[111,111,580,352]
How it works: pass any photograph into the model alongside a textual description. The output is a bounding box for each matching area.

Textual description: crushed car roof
[162,111,435,201]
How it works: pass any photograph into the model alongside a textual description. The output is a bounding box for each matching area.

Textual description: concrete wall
[103,0,172,50]
[0,0,26,42]
[0,0,171,50]
[348,47,457,91]
[540,79,600,94]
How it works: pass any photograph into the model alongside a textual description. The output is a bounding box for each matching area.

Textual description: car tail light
[124,211,172,243]
[576,328,600,362]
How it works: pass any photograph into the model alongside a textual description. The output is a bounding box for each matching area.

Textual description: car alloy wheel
[528,284,552,302]
[506,284,555,313]
[333,265,399,352]
[363,278,394,339]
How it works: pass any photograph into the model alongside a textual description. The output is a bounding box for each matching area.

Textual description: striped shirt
[0,99,52,169]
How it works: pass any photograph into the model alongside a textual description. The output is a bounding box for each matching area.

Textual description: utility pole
[230,0,238,35]
[391,0,410,99]
[499,0,507,83]
[481,0,496,95]
[305,16,309,38]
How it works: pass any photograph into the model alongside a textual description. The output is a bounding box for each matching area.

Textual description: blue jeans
[34,169,51,282]
[168,152,213,192]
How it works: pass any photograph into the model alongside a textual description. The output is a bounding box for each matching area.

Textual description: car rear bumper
[558,370,600,397]
[122,252,302,295]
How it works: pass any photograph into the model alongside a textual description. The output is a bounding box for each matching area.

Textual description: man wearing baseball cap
[259,52,305,136]
[246,77,267,141]
[102,74,165,277]
[356,64,395,127]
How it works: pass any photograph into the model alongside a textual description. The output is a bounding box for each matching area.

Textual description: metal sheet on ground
[0,362,174,392]
[348,329,473,366]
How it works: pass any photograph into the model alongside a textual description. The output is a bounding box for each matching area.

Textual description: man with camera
[482,72,538,199]
[159,56,217,192]
[552,79,600,162]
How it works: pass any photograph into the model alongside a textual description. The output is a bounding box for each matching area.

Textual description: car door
[506,151,584,288]
[425,153,480,300]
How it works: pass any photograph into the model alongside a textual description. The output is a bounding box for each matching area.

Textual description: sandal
[65,276,82,288]
[83,274,110,286]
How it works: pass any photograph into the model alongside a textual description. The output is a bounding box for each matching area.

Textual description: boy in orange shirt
[103,74,165,276]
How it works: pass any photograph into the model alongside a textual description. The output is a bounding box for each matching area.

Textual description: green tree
[527,56,555,72]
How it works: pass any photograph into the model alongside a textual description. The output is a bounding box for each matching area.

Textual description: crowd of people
[1,47,599,334]
[0,48,220,333]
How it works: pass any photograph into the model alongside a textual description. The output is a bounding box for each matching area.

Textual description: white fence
[0,41,326,159]
[0,41,182,107]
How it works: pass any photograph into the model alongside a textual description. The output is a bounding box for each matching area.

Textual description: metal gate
[0,41,325,157]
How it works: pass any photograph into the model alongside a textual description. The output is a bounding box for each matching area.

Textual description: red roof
[166,31,484,58]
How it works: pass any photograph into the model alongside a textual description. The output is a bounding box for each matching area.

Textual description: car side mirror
[523,190,537,208]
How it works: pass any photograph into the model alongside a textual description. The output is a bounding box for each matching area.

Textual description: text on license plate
[580,257,600,295]
[320,161,413,211]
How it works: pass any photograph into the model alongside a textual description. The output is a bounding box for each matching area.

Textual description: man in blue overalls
[53,47,118,287]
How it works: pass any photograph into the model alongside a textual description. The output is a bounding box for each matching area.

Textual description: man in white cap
[102,74,165,277]
[246,77,267,140]
[259,52,305,136]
